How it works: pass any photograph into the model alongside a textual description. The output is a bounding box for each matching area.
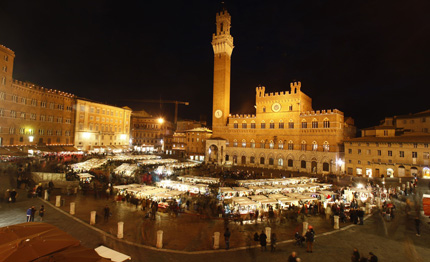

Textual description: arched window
[269,140,274,149]
[312,141,318,151]
[242,121,247,129]
[278,140,284,149]
[269,158,274,165]
[233,139,238,147]
[250,156,255,163]
[261,121,266,129]
[289,119,294,129]
[289,105,293,111]
[312,119,318,128]
[270,120,275,129]
[260,140,265,148]
[233,121,238,129]
[301,140,307,151]
[279,120,284,129]
[263,107,266,113]
[288,159,293,167]
[323,118,330,128]
[251,120,256,129]
[323,141,329,152]
[301,120,307,129]
[323,162,330,171]
[251,139,255,148]
[278,158,283,166]
[288,140,294,150]
[301,160,306,169]
[242,139,246,148]
[260,157,265,165]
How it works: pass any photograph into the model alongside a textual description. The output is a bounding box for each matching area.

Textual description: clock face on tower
[272,103,281,112]
[215,109,223,118]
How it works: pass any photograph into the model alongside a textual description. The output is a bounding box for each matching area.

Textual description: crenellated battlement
[229,114,256,119]
[12,79,76,98]
[300,109,344,117]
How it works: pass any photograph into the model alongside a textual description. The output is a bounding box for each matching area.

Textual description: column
[55,195,61,207]
[156,230,163,249]
[302,221,308,236]
[70,202,75,215]
[213,232,220,249]
[334,215,339,229]
[265,227,271,244]
[117,222,124,239]
[90,211,96,225]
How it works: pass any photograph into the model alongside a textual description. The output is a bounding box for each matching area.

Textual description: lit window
[312,119,318,128]
[323,119,330,128]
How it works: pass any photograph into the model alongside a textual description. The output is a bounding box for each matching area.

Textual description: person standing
[415,216,421,236]
[259,230,267,251]
[30,206,36,222]
[368,252,378,262]
[26,207,32,222]
[224,227,231,250]
[288,251,298,262]
[270,233,277,252]
[103,205,110,222]
[305,228,314,253]
[351,248,360,262]
[10,189,17,203]
[39,205,45,221]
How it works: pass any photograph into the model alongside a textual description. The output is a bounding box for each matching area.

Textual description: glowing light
[158,118,164,124]
[336,159,344,166]
[357,183,363,189]
[82,132,91,139]
[120,134,127,140]
[28,136,34,142]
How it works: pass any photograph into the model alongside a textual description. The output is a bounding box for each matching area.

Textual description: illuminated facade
[186,128,212,161]
[205,9,356,174]
[164,132,186,157]
[130,110,174,151]
[345,113,430,178]
[74,99,131,152]
[0,45,76,148]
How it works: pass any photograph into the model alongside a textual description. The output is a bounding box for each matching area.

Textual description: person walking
[259,230,267,251]
[103,205,110,222]
[26,207,32,222]
[270,233,277,252]
[224,227,231,250]
[305,228,314,253]
[415,216,421,236]
[39,205,45,221]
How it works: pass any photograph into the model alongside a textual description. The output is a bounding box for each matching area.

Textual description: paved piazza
[1,162,430,262]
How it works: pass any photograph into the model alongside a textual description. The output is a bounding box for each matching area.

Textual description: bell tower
[212,8,234,132]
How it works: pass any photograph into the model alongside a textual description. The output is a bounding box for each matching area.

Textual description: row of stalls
[236,177,318,187]
[113,184,185,210]
[177,175,220,185]
[70,158,108,173]
[157,180,209,195]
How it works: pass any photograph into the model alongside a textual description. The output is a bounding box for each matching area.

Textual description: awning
[95,245,131,262]
[62,146,79,152]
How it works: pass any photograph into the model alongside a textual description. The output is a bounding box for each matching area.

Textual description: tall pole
[174,101,178,125]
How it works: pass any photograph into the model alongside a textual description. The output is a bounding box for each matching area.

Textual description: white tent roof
[95,245,131,262]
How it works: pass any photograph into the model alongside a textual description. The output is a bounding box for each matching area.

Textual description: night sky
[0,0,429,129]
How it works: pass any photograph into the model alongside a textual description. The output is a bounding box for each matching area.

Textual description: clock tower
[212,8,234,133]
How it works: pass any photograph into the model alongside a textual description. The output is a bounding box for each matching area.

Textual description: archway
[241,155,246,165]
[208,144,219,163]
[311,161,317,173]
[411,167,418,177]
[233,155,238,165]
[398,166,405,177]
